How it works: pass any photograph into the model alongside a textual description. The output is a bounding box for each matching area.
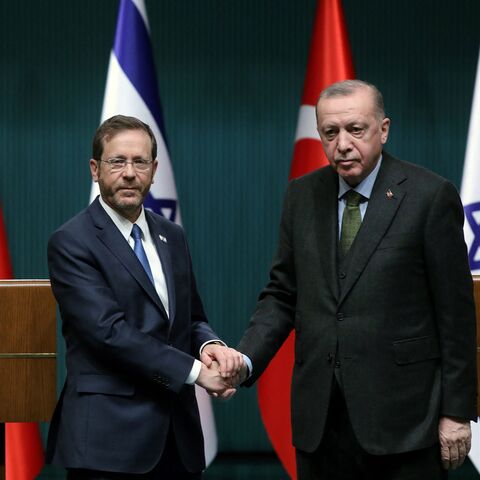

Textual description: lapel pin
[386,189,394,199]
[159,235,167,243]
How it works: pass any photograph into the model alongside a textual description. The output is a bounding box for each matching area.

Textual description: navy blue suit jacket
[46,198,217,474]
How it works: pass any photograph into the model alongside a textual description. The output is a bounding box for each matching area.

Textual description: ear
[90,159,100,182]
[380,118,390,144]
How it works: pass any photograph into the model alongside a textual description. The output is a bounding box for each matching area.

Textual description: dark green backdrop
[0,1,479,478]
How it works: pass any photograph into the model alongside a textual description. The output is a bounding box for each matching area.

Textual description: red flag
[0,208,12,278]
[0,207,45,479]
[5,424,44,480]
[257,1,354,477]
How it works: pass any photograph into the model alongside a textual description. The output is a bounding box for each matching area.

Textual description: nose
[336,129,352,154]
[122,161,136,178]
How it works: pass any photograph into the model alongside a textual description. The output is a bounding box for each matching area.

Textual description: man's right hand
[195,361,237,399]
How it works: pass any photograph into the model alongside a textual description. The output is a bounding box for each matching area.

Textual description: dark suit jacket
[46,198,218,474]
[238,152,477,455]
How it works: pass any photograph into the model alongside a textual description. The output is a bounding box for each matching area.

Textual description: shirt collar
[338,155,383,201]
[98,196,150,242]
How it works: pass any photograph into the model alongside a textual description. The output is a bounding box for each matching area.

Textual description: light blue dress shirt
[337,156,383,237]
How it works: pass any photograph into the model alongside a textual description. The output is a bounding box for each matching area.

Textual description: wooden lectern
[0,280,57,422]
[0,280,56,480]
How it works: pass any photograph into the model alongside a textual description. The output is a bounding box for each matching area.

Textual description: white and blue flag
[461,48,480,473]
[90,0,218,466]
[461,49,480,276]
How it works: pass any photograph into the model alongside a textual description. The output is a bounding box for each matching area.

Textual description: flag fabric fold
[461,48,480,472]
[0,206,45,479]
[257,1,354,477]
[90,0,217,465]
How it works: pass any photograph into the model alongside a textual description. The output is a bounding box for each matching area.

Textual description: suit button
[339,272,346,279]
[336,312,344,321]
[335,360,341,368]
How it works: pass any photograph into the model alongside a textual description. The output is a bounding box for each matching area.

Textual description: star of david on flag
[464,202,480,270]
[89,0,218,466]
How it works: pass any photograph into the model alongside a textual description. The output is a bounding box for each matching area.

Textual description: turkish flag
[257,0,354,477]
[0,207,45,479]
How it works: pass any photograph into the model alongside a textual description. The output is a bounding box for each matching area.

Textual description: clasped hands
[195,344,248,399]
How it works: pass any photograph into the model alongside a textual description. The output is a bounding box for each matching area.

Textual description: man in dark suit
[238,80,477,479]
[47,115,243,479]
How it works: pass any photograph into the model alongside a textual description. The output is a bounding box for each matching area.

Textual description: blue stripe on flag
[113,0,169,146]
[465,202,480,270]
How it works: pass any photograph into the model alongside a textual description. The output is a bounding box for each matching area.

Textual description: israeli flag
[90,0,218,466]
[461,48,480,472]
[461,49,480,275]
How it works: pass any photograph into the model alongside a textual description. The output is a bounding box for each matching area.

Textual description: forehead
[102,129,152,154]
[317,89,376,126]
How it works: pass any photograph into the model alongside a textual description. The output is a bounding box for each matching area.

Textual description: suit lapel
[146,212,176,322]
[310,168,340,301]
[338,155,407,305]
[88,199,168,318]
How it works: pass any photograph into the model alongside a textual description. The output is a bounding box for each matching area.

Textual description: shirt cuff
[185,359,202,385]
[242,354,253,378]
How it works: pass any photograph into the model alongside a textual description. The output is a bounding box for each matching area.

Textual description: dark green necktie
[340,190,363,256]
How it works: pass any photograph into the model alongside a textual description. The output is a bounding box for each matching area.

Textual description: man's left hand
[438,416,471,469]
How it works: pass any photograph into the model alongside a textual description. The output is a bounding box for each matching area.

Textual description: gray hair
[318,79,385,120]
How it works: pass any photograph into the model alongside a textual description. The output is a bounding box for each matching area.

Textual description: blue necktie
[131,224,155,285]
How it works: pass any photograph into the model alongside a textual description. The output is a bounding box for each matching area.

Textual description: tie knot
[131,224,143,241]
[344,190,363,207]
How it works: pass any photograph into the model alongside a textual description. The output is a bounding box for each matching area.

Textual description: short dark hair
[92,115,157,161]
[318,79,385,120]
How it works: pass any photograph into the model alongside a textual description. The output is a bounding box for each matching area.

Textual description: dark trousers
[296,381,447,480]
[67,427,202,480]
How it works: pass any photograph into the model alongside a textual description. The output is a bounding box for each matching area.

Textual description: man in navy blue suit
[46,115,243,479]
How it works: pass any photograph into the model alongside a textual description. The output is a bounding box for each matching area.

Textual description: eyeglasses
[100,158,153,172]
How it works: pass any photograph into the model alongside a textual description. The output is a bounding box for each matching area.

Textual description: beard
[99,181,150,220]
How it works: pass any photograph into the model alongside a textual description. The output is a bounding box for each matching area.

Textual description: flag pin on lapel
[386,189,394,199]
[159,235,167,243]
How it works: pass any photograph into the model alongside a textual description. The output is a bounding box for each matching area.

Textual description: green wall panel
[0,0,479,476]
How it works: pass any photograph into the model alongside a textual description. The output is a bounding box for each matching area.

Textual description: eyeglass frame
[97,157,154,173]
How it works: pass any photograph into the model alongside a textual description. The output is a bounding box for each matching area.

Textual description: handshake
[195,344,248,399]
